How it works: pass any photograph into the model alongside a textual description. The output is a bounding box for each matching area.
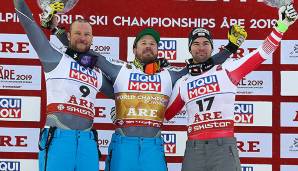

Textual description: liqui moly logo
[187,75,220,99]
[158,40,177,60]
[128,73,161,92]
[0,98,21,118]
[162,133,176,154]
[69,62,98,87]
[0,161,20,171]
[234,104,254,124]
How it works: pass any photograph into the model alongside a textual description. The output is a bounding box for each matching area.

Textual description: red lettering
[232,48,245,58]
[0,42,30,53]
[17,42,30,53]
[293,111,298,121]
[79,99,88,107]
[0,136,13,146]
[1,42,14,52]
[237,141,260,152]
[15,136,27,147]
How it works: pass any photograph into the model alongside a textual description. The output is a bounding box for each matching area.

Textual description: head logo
[187,75,219,99]
[128,73,161,92]
[289,138,298,152]
[69,62,98,87]
[0,98,21,118]
[162,133,176,154]
[0,161,20,171]
[158,40,177,60]
[241,166,253,171]
[234,104,253,124]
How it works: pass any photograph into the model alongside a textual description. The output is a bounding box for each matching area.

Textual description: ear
[133,47,136,55]
[67,32,70,41]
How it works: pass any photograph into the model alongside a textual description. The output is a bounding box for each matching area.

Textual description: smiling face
[133,35,158,63]
[68,20,93,53]
[190,37,213,63]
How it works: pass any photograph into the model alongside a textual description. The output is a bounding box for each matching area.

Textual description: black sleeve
[100,73,115,99]
[14,0,63,73]
[211,49,232,65]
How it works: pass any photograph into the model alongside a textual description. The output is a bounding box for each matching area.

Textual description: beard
[138,49,158,63]
[69,41,91,53]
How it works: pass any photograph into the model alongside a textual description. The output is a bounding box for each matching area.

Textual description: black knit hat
[188,27,213,51]
[133,28,160,48]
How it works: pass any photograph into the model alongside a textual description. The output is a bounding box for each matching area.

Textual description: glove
[40,2,64,29]
[110,106,116,123]
[276,4,298,32]
[159,58,170,68]
[224,24,247,54]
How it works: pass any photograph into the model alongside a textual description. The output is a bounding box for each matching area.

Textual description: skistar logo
[128,73,161,92]
[187,75,220,99]
[69,62,98,87]
[0,98,21,118]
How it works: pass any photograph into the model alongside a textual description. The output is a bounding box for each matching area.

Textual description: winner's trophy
[37,0,79,28]
[262,0,293,8]
[37,0,79,14]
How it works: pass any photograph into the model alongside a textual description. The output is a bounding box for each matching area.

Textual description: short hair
[69,18,92,33]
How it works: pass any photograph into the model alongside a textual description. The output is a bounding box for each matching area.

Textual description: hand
[159,58,170,68]
[225,24,247,53]
[40,2,64,29]
[276,4,298,32]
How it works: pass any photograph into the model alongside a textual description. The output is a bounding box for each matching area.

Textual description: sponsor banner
[280,102,298,127]
[161,131,187,157]
[281,71,298,96]
[213,40,272,64]
[93,99,115,124]
[0,34,38,59]
[281,40,298,64]
[0,127,39,153]
[241,164,272,171]
[234,101,272,127]
[0,65,41,90]
[167,163,182,171]
[97,130,114,156]
[127,38,272,64]
[280,134,298,158]
[165,101,272,126]
[280,165,298,171]
[0,159,38,171]
[237,71,272,96]
[50,36,120,59]
[0,96,41,122]
[235,133,272,158]
[127,37,190,63]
